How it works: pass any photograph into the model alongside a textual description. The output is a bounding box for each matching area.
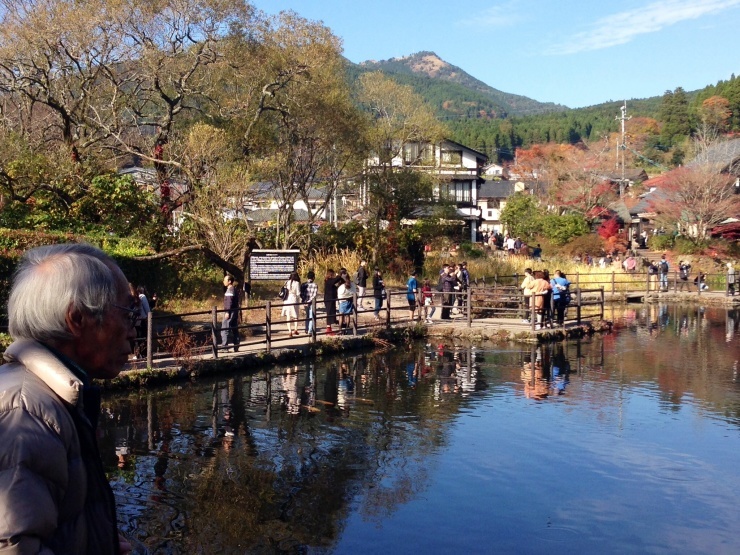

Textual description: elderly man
[0,244,134,554]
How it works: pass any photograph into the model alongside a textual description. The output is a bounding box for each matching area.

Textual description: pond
[103,304,740,554]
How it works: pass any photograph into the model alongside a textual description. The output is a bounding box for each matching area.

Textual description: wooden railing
[136,284,607,367]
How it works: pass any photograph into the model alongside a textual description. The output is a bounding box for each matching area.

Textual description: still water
[103,304,740,554]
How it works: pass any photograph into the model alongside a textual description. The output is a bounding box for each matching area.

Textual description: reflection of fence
[137,285,605,367]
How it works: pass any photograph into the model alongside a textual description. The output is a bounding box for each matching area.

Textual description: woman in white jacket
[281,271,302,335]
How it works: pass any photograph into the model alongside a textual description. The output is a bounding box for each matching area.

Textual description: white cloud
[457,1,523,27]
[548,0,740,55]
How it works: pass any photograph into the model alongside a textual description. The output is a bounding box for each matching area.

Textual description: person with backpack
[678,261,692,292]
[658,254,670,291]
[302,271,318,335]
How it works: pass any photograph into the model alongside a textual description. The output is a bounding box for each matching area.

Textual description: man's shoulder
[0,362,73,431]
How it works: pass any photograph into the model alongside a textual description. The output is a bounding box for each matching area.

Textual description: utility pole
[615,101,632,197]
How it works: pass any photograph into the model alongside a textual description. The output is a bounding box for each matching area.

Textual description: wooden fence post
[310,297,317,343]
[352,291,358,336]
[576,288,582,325]
[611,271,615,295]
[385,290,391,328]
[210,306,218,359]
[147,311,154,368]
[466,287,472,327]
[600,287,605,320]
[265,301,272,353]
[646,271,650,296]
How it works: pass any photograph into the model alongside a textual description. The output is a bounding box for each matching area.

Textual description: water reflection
[102,304,740,554]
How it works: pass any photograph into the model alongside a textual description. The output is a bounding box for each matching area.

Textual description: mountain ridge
[354,51,568,118]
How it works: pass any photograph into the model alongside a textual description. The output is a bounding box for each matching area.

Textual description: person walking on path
[439,266,459,320]
[135,285,151,358]
[323,269,343,335]
[372,268,385,321]
[530,271,552,329]
[728,262,736,296]
[356,260,369,308]
[0,243,135,554]
[658,254,670,291]
[678,261,692,292]
[520,268,535,323]
[281,271,302,336]
[407,270,419,321]
[337,275,356,334]
[421,279,435,323]
[550,270,571,326]
[221,275,241,351]
[303,271,318,335]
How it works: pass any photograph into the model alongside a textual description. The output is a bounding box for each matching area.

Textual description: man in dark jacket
[0,244,134,554]
[439,266,459,320]
[221,274,240,351]
[356,260,369,308]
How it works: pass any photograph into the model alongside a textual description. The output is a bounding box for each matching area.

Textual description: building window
[403,143,434,165]
[441,149,462,166]
[442,181,471,203]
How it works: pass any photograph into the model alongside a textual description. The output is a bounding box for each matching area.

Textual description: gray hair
[8,243,122,343]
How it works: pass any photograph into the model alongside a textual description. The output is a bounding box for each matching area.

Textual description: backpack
[679,266,689,280]
[278,283,288,300]
[299,282,309,303]
[648,264,657,276]
[659,260,669,274]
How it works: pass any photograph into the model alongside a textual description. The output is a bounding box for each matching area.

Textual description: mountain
[352,51,567,119]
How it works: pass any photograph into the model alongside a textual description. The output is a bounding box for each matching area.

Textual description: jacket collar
[3,339,84,407]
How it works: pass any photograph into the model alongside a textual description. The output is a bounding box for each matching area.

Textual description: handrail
[137,265,733,366]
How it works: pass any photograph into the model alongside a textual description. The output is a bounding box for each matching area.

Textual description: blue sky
[251,0,740,109]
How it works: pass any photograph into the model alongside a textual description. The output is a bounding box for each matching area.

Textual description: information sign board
[249,249,300,281]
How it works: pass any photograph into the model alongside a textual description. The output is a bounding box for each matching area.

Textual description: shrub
[674,236,707,255]
[541,214,590,246]
[648,234,674,251]
[559,234,606,258]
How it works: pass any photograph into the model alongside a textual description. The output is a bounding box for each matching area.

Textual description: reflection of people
[0,244,135,554]
[522,349,549,400]
[551,345,571,395]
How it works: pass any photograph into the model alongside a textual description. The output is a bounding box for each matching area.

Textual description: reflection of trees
[101,347,479,552]
[601,305,740,422]
[99,313,739,552]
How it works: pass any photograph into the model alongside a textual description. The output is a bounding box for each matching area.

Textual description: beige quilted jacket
[0,340,119,554]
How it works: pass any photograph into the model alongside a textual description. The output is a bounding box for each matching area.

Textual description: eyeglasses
[112,304,139,328]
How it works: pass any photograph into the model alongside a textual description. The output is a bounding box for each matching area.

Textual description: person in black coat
[323,269,343,333]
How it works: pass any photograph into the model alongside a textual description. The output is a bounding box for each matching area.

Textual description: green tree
[500,192,541,241]
[659,87,691,147]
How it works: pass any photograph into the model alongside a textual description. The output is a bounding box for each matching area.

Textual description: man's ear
[65,306,89,337]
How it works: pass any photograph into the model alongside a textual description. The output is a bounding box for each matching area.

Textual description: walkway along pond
[106,304,740,554]
[120,270,738,386]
